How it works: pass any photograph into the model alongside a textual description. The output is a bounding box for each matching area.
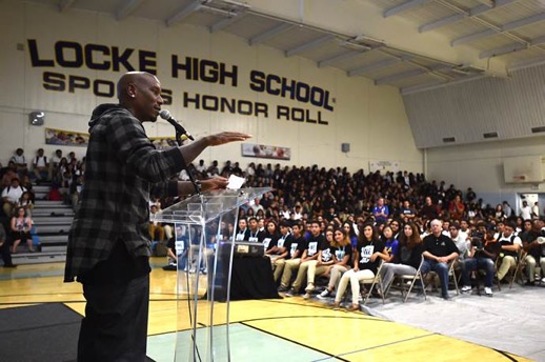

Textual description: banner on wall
[241,143,290,160]
[45,127,89,147]
[369,160,400,173]
[150,137,178,150]
[27,39,334,126]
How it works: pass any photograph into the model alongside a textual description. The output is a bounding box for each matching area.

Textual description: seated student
[333,223,388,311]
[10,148,28,177]
[380,222,424,294]
[235,218,250,241]
[421,219,460,300]
[302,229,337,299]
[2,177,26,217]
[263,220,280,256]
[247,216,265,242]
[148,205,165,241]
[460,226,500,296]
[277,223,306,292]
[317,228,353,299]
[496,221,522,283]
[32,148,49,183]
[381,225,399,264]
[285,220,326,296]
[270,221,294,282]
[17,191,33,217]
[522,219,545,286]
[10,206,34,253]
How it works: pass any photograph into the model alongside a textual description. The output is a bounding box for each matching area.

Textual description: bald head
[117,72,163,123]
[117,72,157,102]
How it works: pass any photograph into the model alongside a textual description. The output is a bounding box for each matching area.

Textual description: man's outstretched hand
[206,132,251,146]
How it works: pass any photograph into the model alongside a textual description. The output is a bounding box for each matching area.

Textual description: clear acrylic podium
[152,187,272,362]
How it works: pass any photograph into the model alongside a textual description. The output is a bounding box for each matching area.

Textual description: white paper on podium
[226,175,245,190]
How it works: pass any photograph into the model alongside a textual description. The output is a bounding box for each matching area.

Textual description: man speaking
[64,71,250,361]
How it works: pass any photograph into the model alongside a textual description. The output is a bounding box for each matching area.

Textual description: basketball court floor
[0,258,539,362]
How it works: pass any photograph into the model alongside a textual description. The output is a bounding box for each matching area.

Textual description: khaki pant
[497,255,517,281]
[334,269,375,306]
[525,255,545,282]
[149,223,165,241]
[280,258,301,288]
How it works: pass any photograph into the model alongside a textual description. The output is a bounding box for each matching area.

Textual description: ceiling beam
[384,0,428,18]
[375,69,426,86]
[347,58,400,77]
[419,0,516,33]
[209,13,245,33]
[166,0,202,27]
[400,74,486,95]
[285,35,334,57]
[479,34,545,58]
[58,0,76,12]
[249,23,294,46]
[116,0,146,21]
[318,51,364,68]
[452,12,545,46]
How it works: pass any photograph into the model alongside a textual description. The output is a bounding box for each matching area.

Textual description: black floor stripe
[240,321,351,362]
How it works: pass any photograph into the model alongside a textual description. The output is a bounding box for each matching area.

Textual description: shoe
[303,292,311,300]
[330,301,341,310]
[304,282,315,292]
[285,288,296,297]
[277,285,288,293]
[3,264,17,268]
[346,304,360,311]
[542,277,545,284]
[525,280,535,286]
[442,293,450,300]
[461,285,472,293]
[317,289,331,300]
[484,287,493,296]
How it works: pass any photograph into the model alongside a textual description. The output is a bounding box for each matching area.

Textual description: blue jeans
[461,257,494,287]
[422,260,449,297]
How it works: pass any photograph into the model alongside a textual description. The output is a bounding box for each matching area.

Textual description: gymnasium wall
[0,1,422,174]
[425,136,545,209]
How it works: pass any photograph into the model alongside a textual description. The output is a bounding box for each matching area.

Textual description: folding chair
[447,260,460,295]
[362,260,386,306]
[400,255,427,303]
[509,250,527,289]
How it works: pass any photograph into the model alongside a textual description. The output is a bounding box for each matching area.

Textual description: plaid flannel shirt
[64,104,185,282]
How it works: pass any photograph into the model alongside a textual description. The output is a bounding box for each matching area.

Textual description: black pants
[0,241,13,265]
[78,274,150,362]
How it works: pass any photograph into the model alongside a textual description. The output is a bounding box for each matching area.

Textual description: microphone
[159,110,194,141]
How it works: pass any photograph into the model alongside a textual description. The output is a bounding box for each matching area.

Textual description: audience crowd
[1,148,544,309]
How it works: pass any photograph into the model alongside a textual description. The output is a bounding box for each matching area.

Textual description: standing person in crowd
[372,197,389,224]
[421,219,460,300]
[520,200,532,221]
[63,71,250,362]
[332,223,388,311]
[10,206,34,253]
[448,195,465,221]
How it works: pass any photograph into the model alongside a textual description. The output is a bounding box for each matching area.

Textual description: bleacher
[11,185,73,265]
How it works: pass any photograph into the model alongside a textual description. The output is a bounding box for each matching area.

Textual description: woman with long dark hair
[380,222,424,294]
[332,223,388,311]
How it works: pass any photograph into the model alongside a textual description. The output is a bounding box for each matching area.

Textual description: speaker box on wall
[341,143,350,153]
